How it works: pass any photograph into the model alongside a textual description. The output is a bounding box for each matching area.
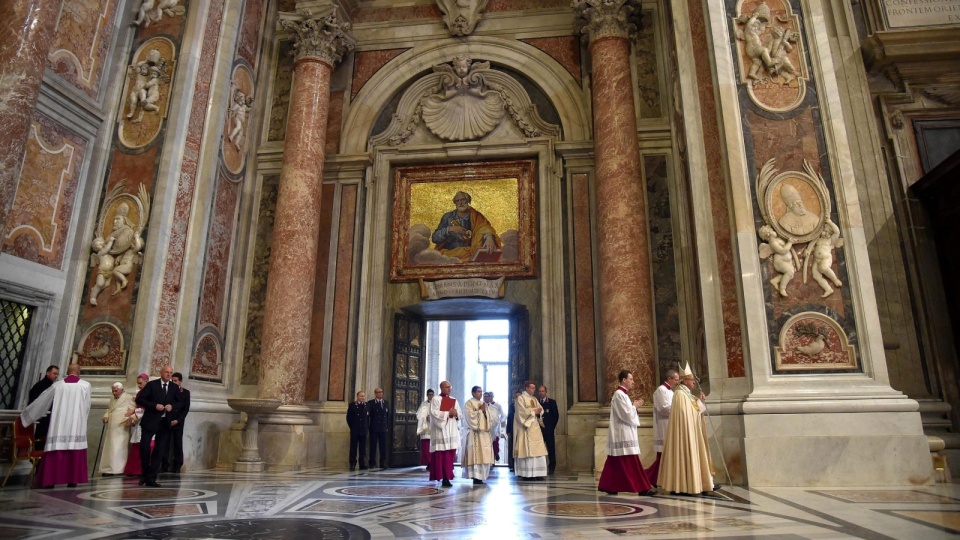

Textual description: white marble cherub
[803,218,844,298]
[132,0,184,28]
[758,224,799,297]
[227,89,255,151]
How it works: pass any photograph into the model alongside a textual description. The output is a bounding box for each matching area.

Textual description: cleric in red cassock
[597,369,656,496]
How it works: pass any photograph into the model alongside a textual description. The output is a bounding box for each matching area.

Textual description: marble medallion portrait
[732,0,809,112]
[390,160,537,281]
[756,158,829,244]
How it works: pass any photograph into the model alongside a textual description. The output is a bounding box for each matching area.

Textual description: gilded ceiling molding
[572,0,642,43]
[279,11,356,65]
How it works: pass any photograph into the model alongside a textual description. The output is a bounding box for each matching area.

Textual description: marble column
[573,0,655,400]
[0,0,63,231]
[254,13,353,470]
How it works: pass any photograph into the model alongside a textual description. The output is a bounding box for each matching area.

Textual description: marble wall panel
[645,155,682,375]
[307,184,336,402]
[196,173,240,331]
[46,0,120,100]
[352,4,441,23]
[267,40,294,142]
[325,91,344,155]
[351,49,407,99]
[152,0,225,371]
[572,173,597,403]
[327,186,357,403]
[278,0,295,11]
[242,177,279,385]
[688,0,744,377]
[520,37,581,86]
[635,10,661,120]
[236,0,265,70]
[2,113,86,269]
[135,0,189,41]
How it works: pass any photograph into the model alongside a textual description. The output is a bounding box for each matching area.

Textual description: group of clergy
[598,363,718,497]
[415,379,549,487]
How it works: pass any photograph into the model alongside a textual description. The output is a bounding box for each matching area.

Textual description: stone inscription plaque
[884,0,960,28]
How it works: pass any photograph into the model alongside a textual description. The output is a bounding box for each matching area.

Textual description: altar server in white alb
[462,385,498,484]
[429,381,462,487]
[645,369,679,485]
[416,388,435,472]
[597,369,656,495]
[21,363,92,488]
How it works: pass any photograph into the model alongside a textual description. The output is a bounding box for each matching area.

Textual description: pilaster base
[737,403,933,486]
[234,461,266,472]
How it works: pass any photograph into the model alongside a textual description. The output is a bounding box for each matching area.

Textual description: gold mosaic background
[408,178,519,241]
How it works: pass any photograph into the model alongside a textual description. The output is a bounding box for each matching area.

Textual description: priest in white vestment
[483,391,504,462]
[21,363,92,487]
[416,389,435,472]
[598,370,656,495]
[660,364,715,495]
[100,382,134,475]
[462,386,498,484]
[513,381,548,479]
[429,380,462,487]
[646,369,679,485]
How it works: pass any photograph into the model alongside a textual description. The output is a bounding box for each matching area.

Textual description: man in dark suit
[367,387,389,469]
[346,391,368,471]
[507,389,520,471]
[27,365,59,449]
[135,365,181,487]
[538,385,560,474]
[161,372,190,474]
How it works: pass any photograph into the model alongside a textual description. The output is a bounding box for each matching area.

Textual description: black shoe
[380,464,386,469]
[146,481,161,488]
[473,479,483,485]
[138,478,146,486]
[602,490,618,495]
[67,483,77,488]
[713,484,722,491]
[441,479,453,487]
[359,465,368,470]
[350,465,356,471]
[639,489,658,496]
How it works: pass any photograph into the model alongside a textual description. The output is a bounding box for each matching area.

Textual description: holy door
[389,313,426,467]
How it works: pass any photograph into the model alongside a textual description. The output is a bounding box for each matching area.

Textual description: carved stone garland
[371,55,560,146]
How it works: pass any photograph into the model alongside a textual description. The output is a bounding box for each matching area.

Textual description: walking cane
[92,421,107,478]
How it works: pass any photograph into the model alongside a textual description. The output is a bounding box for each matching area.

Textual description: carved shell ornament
[420,55,506,141]
[372,55,558,147]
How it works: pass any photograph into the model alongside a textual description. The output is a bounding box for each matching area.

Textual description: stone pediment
[370,54,561,147]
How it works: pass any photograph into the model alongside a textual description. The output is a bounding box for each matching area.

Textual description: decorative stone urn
[226,398,282,472]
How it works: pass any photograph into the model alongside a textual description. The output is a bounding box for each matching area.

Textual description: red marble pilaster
[575,0,655,401]
[259,14,354,404]
[0,0,63,234]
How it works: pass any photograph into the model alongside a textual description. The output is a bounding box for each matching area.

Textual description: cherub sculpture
[132,0,185,28]
[803,218,844,298]
[126,49,168,124]
[227,89,255,150]
[734,2,799,85]
[758,224,799,297]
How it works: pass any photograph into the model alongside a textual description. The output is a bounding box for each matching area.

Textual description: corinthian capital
[280,12,356,65]
[572,0,643,43]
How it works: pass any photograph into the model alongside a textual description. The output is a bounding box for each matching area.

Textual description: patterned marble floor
[1,466,959,539]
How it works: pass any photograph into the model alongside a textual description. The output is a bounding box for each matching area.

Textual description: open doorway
[389,300,528,468]
[424,320,510,466]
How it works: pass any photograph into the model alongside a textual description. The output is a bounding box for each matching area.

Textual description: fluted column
[573,0,655,401]
[258,14,355,404]
[0,0,63,231]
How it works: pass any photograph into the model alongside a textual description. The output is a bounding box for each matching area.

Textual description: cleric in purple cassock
[21,363,92,488]
[597,370,656,496]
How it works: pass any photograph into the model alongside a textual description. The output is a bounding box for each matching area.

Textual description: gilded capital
[280,12,356,65]
[572,0,642,43]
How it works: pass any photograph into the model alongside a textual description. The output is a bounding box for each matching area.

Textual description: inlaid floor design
[1,466,959,539]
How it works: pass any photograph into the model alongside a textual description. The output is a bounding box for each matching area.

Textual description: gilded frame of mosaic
[390,160,537,281]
